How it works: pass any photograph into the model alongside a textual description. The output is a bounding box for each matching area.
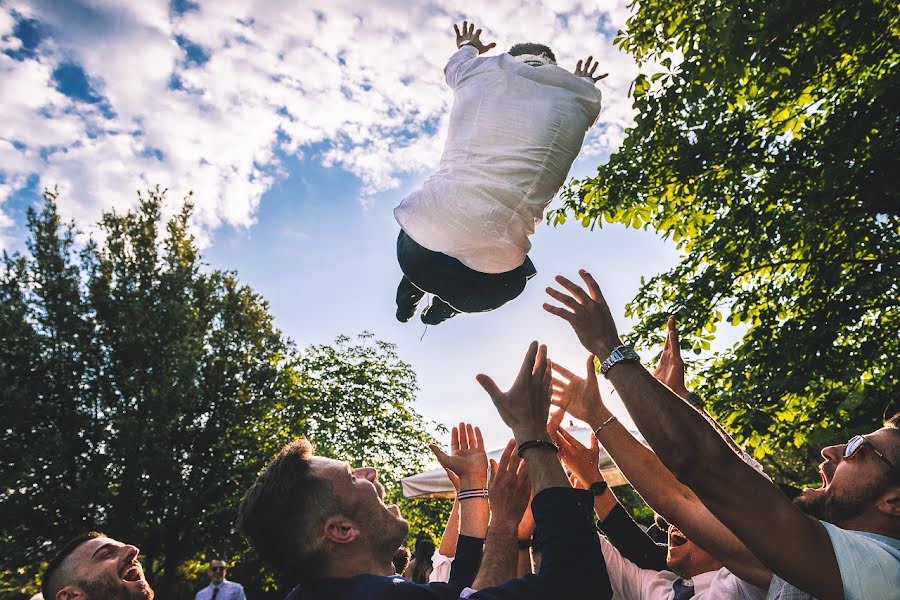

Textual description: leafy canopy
[553,0,898,475]
[0,189,439,598]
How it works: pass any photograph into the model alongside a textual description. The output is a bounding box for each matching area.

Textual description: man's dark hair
[42,531,105,600]
[886,411,899,429]
[238,439,339,582]
[509,42,556,63]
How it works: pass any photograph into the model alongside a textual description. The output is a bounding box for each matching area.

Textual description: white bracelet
[457,40,475,49]
[593,415,617,437]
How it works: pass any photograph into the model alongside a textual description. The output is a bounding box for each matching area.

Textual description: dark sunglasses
[210,566,227,572]
[844,435,897,473]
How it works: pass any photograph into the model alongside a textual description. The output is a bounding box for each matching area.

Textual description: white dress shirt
[600,536,766,599]
[195,579,246,600]
[394,45,602,273]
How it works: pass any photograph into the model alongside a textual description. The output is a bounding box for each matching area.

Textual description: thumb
[586,355,599,384]
[590,432,599,451]
[476,374,503,401]
[429,444,451,467]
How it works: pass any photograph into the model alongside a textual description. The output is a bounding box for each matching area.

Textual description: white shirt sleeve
[600,535,664,599]
[428,550,454,583]
[444,45,480,89]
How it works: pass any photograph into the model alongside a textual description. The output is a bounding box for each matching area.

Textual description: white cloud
[0,0,637,249]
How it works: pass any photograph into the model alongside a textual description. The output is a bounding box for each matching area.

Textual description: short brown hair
[237,439,338,582]
[42,531,105,600]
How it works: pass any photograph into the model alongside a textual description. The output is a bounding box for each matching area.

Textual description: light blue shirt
[821,521,900,600]
[195,579,246,600]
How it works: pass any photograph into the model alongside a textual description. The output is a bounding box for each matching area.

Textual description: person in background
[392,547,411,576]
[404,538,436,583]
[195,560,245,600]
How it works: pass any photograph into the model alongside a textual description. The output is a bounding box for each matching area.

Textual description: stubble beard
[78,574,154,600]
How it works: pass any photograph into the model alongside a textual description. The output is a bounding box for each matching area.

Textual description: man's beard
[77,574,154,600]
[794,480,885,524]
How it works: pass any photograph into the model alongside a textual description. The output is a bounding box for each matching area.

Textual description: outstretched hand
[544,270,622,359]
[652,316,688,398]
[430,422,489,487]
[574,55,608,82]
[477,342,553,442]
[552,425,604,486]
[550,355,606,425]
[454,20,496,54]
[488,440,532,525]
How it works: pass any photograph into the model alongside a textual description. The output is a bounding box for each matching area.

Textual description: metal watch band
[600,345,640,377]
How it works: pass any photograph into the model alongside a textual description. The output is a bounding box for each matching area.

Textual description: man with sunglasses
[543,268,900,600]
[195,560,245,600]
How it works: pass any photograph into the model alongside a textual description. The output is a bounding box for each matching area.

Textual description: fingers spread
[552,361,578,380]
[554,275,591,303]
[516,340,540,383]
[543,303,575,321]
[578,269,603,299]
[546,286,582,310]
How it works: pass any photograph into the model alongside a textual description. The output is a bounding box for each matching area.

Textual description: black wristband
[516,439,559,458]
[517,538,533,549]
[589,481,609,496]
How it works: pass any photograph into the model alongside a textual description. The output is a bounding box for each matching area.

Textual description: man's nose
[821,444,845,463]
[124,545,140,561]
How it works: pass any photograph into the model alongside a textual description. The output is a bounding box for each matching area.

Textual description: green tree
[0,189,440,598]
[553,0,898,480]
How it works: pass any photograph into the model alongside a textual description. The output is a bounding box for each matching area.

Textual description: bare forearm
[438,500,461,557]
[472,521,518,588]
[459,475,490,539]
[593,488,618,521]
[605,363,734,484]
[515,431,570,493]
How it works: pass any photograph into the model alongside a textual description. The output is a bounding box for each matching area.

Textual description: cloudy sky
[1,0,696,458]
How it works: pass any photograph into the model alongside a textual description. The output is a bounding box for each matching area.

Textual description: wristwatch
[600,345,641,377]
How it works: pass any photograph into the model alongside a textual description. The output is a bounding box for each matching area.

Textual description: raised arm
[430,423,490,541]
[474,342,612,599]
[446,20,495,87]
[550,354,771,587]
[472,440,531,588]
[544,270,843,600]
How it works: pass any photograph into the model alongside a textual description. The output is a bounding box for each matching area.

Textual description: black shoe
[396,277,424,323]
[421,298,460,325]
[396,297,419,323]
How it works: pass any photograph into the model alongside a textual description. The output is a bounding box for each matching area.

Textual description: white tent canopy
[401,424,643,499]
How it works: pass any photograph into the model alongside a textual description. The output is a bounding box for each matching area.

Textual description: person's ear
[57,586,86,600]
[875,485,900,518]
[323,515,360,545]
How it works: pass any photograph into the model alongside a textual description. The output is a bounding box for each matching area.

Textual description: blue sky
[0,0,709,450]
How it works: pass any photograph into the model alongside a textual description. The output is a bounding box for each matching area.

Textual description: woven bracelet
[457,488,489,500]
[516,439,559,458]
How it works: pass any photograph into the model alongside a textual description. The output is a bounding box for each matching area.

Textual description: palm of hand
[448,446,486,473]
[551,359,601,424]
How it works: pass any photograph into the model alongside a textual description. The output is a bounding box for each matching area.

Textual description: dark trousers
[396,230,537,313]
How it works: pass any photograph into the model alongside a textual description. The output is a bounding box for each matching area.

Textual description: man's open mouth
[120,563,143,582]
[670,531,688,547]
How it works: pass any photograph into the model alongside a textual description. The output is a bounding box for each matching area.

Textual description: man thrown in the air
[393,20,606,325]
